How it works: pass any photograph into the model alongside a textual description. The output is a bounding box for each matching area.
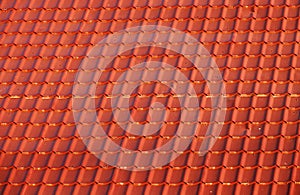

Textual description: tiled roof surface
[0,0,300,194]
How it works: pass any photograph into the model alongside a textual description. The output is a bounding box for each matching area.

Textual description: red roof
[0,0,300,194]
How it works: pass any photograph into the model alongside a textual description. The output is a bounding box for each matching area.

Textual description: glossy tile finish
[0,0,300,194]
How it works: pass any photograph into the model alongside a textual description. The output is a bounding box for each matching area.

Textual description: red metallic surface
[0,0,300,194]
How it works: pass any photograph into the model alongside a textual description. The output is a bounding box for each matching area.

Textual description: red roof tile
[0,0,300,194]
